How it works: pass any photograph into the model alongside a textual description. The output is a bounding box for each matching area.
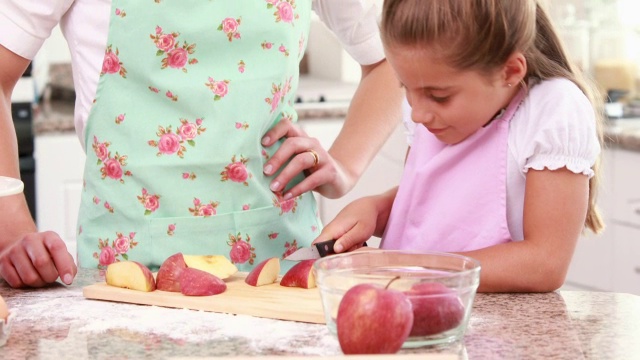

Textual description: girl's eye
[430,95,449,103]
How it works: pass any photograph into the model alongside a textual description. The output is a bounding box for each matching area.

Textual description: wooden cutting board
[83,272,325,324]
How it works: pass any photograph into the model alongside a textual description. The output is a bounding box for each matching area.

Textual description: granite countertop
[1,268,639,359]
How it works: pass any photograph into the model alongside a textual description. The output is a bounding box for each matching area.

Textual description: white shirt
[402,78,601,241]
[0,0,384,147]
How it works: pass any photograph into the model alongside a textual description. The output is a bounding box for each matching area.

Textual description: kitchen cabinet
[34,133,85,260]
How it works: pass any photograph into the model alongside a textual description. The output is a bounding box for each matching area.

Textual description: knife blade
[284,239,338,261]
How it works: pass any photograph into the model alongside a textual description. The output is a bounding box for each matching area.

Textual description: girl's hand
[261,118,350,199]
[0,231,77,288]
[312,196,381,254]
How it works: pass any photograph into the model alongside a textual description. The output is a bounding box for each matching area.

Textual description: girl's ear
[502,51,527,87]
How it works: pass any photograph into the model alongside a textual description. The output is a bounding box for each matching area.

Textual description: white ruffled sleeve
[517,78,601,178]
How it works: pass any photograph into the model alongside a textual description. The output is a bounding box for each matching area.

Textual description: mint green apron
[77,0,319,273]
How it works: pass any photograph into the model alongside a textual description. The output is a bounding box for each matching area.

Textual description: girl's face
[385,45,517,145]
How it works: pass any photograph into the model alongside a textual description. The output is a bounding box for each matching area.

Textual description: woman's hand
[0,231,77,288]
[261,118,350,199]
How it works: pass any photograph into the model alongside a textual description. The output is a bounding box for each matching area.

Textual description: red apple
[405,282,465,337]
[336,283,413,354]
[156,253,187,292]
[279,259,316,289]
[179,268,227,296]
[245,257,280,287]
[105,261,156,292]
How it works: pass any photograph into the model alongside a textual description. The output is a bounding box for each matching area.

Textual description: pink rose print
[282,239,299,259]
[268,232,279,240]
[98,246,116,267]
[279,44,290,57]
[167,223,176,236]
[220,155,251,186]
[227,233,256,265]
[92,136,110,163]
[93,196,101,205]
[205,77,230,101]
[266,0,299,24]
[158,133,181,155]
[165,90,178,102]
[150,27,198,72]
[137,188,161,216]
[299,34,305,58]
[93,232,139,269]
[262,149,270,160]
[242,204,250,211]
[235,122,249,130]
[276,2,294,23]
[189,198,220,217]
[311,225,318,232]
[115,113,125,124]
[182,172,197,180]
[218,17,242,42]
[148,118,206,158]
[238,60,245,73]
[149,86,160,93]
[264,78,292,113]
[101,45,127,78]
[273,192,299,215]
[114,234,131,254]
[115,8,126,17]
[104,201,114,213]
[93,136,132,183]
[178,121,198,142]
[261,41,273,50]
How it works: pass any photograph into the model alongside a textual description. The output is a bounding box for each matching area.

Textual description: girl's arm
[460,167,589,293]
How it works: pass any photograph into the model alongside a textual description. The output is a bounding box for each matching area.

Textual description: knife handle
[314,239,368,257]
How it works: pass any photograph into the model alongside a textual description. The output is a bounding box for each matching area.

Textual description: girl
[0,0,403,288]
[315,0,604,292]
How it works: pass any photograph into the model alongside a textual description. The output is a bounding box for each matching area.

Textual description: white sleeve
[516,78,601,178]
[312,0,385,65]
[0,1,74,59]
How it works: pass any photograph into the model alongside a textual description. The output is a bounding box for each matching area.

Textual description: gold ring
[306,149,319,167]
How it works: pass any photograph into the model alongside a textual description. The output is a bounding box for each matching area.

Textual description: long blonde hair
[381,0,604,233]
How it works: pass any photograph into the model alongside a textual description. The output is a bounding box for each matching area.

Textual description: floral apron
[381,89,525,252]
[77,0,320,273]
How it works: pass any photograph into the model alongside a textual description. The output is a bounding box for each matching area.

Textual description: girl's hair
[381,0,604,234]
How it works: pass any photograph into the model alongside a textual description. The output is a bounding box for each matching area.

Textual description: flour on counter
[13,288,341,356]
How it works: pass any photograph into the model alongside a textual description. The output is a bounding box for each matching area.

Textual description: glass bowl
[313,250,481,348]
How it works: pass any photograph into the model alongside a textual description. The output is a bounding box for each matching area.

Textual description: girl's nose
[411,103,435,125]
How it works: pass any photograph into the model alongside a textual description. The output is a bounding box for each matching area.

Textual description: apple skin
[336,283,414,354]
[245,257,280,287]
[405,282,465,337]
[105,261,157,292]
[179,268,227,296]
[156,253,188,292]
[279,259,316,289]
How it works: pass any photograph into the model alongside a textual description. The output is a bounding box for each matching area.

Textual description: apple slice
[179,268,227,296]
[245,257,280,287]
[105,261,156,292]
[156,252,188,292]
[183,254,238,279]
[279,259,316,289]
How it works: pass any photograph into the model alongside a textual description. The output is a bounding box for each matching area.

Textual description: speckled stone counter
[1,269,639,359]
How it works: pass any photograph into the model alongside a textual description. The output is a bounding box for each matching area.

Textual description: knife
[284,239,367,261]
[284,239,338,261]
